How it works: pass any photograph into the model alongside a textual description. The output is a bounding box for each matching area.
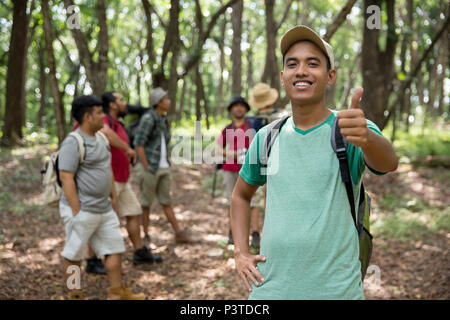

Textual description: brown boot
[175,229,194,244]
[67,289,85,300]
[107,286,146,300]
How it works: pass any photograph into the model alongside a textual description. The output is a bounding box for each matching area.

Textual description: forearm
[362,130,399,173]
[101,127,131,152]
[231,178,257,255]
[136,145,148,168]
[231,193,251,255]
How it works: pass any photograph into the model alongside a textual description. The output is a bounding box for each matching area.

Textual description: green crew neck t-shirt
[239,110,384,300]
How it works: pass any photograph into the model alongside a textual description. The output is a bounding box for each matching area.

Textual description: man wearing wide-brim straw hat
[249,83,278,111]
[249,83,290,131]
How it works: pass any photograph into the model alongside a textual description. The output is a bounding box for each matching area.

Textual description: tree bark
[169,0,181,118]
[231,0,243,97]
[42,0,66,144]
[177,79,187,123]
[261,0,280,92]
[216,16,227,117]
[2,0,30,146]
[37,38,47,128]
[361,0,398,129]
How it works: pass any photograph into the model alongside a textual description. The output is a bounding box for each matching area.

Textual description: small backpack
[260,115,373,280]
[126,108,168,150]
[41,131,109,207]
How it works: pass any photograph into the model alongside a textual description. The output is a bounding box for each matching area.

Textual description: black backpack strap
[261,115,290,169]
[331,117,357,227]
[105,113,116,132]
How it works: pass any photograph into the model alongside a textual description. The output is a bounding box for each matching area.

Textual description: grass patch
[372,199,450,243]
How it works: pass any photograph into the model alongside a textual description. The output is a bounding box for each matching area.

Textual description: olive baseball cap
[280,25,335,70]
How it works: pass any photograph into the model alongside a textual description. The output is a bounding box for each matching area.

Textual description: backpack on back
[260,115,373,280]
[41,131,109,207]
[126,108,168,150]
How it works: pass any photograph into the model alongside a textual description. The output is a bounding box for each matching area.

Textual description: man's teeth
[295,81,311,87]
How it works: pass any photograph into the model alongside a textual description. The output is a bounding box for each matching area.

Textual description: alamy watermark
[366,5,381,30]
[66,5,80,30]
[66,265,81,290]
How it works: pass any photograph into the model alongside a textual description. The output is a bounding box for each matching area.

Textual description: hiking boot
[67,289,85,300]
[107,285,146,300]
[133,246,163,265]
[175,229,194,244]
[85,256,106,275]
[227,229,234,245]
[251,231,260,248]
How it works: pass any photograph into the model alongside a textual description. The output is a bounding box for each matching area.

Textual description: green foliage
[390,124,450,161]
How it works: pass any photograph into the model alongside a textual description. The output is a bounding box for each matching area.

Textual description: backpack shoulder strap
[330,116,357,228]
[96,131,110,151]
[106,114,117,132]
[69,132,86,164]
[261,115,290,169]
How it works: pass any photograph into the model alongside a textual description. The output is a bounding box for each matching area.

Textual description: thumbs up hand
[337,88,369,148]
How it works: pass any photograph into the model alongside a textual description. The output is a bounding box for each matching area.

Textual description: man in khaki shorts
[134,87,193,244]
[58,95,145,300]
[100,91,162,265]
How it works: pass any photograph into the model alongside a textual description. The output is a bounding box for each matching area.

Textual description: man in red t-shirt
[217,97,261,247]
[99,92,162,266]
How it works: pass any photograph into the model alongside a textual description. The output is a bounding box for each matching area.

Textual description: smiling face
[281,41,336,107]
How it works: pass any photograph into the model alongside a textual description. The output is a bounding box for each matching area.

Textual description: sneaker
[175,229,194,244]
[107,285,146,300]
[227,229,234,245]
[251,231,260,248]
[85,256,106,275]
[67,289,85,300]
[133,246,163,265]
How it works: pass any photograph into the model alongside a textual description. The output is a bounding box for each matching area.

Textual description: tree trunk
[246,20,254,99]
[167,0,181,122]
[1,0,29,146]
[37,38,47,128]
[194,65,210,129]
[42,0,66,143]
[361,0,398,129]
[231,0,243,97]
[177,79,187,123]
[63,0,109,96]
[216,16,227,118]
[261,0,280,92]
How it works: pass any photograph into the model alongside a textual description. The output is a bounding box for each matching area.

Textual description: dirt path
[0,147,448,299]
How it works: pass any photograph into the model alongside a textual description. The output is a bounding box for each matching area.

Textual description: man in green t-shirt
[231,25,399,299]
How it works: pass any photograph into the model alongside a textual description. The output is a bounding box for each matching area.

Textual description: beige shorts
[137,163,172,207]
[59,202,125,261]
[114,181,142,217]
[222,170,260,207]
